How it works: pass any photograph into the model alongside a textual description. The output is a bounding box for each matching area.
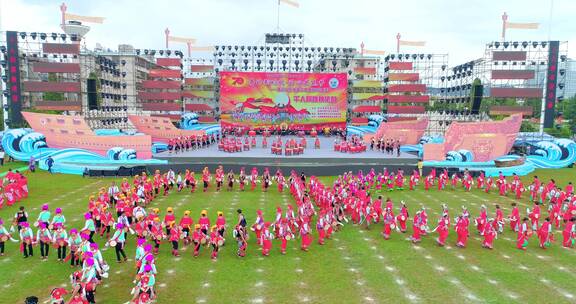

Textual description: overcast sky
[2,0,575,65]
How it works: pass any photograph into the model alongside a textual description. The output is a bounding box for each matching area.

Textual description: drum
[390,223,397,230]
[400,215,406,221]
[96,216,101,221]
[33,222,39,228]
[109,240,117,247]
[323,225,330,231]
[0,235,8,242]
[217,239,224,246]
[180,232,186,240]
[285,235,292,241]
[256,224,262,230]
[200,238,207,245]
[48,224,54,230]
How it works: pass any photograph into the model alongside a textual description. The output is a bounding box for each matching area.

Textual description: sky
[1,0,575,65]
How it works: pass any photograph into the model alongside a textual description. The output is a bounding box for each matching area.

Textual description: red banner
[388,84,426,93]
[32,62,80,73]
[138,92,182,101]
[141,102,181,111]
[23,81,80,92]
[388,62,413,70]
[141,80,181,90]
[387,105,425,114]
[491,88,542,98]
[387,95,430,103]
[190,65,213,73]
[149,69,181,78]
[42,43,80,54]
[388,73,419,81]
[156,58,182,67]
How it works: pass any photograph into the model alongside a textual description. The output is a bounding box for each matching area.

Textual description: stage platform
[150,136,420,175]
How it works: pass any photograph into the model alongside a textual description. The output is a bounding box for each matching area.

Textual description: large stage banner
[219,72,347,130]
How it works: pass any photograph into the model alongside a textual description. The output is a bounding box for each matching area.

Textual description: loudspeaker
[87,79,98,110]
[471,84,483,115]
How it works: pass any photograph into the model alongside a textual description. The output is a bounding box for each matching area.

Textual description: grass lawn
[0,168,575,303]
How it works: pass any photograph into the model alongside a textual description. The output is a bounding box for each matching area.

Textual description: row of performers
[166,133,218,153]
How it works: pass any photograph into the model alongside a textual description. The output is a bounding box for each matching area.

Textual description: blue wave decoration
[526,138,576,168]
[424,138,575,176]
[2,128,166,175]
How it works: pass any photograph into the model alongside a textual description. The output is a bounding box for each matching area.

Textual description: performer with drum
[13,206,29,231]
[52,223,68,261]
[192,224,205,257]
[210,225,223,260]
[19,222,34,258]
[67,228,82,267]
[110,223,128,262]
[227,170,235,191]
[0,218,16,256]
[234,225,248,257]
[179,210,193,245]
[168,222,181,257]
[37,222,52,260]
[50,207,66,230]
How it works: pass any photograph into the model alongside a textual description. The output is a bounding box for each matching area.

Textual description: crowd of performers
[1,166,576,303]
[334,135,367,153]
[167,133,218,154]
[369,137,402,156]
[0,169,29,209]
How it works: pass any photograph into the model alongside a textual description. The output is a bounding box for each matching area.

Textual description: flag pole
[501,12,508,41]
[277,0,281,33]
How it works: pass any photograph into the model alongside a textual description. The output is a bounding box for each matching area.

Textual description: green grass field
[1,168,576,303]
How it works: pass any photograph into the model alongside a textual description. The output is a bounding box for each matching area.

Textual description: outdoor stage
[151,136,420,175]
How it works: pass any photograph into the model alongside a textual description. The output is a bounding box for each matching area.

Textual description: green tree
[43,73,64,101]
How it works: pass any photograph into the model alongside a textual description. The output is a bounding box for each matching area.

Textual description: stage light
[60,34,67,41]
[503,42,509,48]
[558,83,565,89]
[512,41,519,48]
[488,43,494,48]
[19,32,26,39]
[532,42,538,48]
[234,46,239,51]
[541,42,547,48]
[561,55,567,62]
[150,50,156,56]
[494,42,500,48]
[427,54,432,60]
[440,76,445,82]
[227,46,232,51]
[166,50,172,56]
[559,69,566,76]
[39,33,47,40]
[441,65,446,71]
[299,34,304,39]
[30,32,38,40]
[494,62,499,66]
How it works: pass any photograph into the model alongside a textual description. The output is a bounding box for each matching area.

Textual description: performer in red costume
[434,214,450,246]
[516,218,530,250]
[537,217,552,249]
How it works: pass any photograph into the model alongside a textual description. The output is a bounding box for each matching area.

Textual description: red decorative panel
[491,70,535,80]
[389,62,413,70]
[190,65,214,73]
[198,116,217,123]
[23,81,80,92]
[388,73,419,81]
[388,84,426,93]
[149,69,181,78]
[492,51,527,61]
[42,43,80,54]
[387,117,418,122]
[387,95,430,103]
[156,58,182,67]
[491,87,542,98]
[351,117,369,124]
[185,103,213,111]
[354,67,377,75]
[489,106,533,116]
[387,105,425,114]
[36,101,82,111]
[138,91,182,100]
[141,102,181,111]
[141,80,181,89]
[352,105,381,113]
[32,62,80,73]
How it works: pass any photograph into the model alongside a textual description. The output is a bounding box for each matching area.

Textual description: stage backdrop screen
[219,72,347,130]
